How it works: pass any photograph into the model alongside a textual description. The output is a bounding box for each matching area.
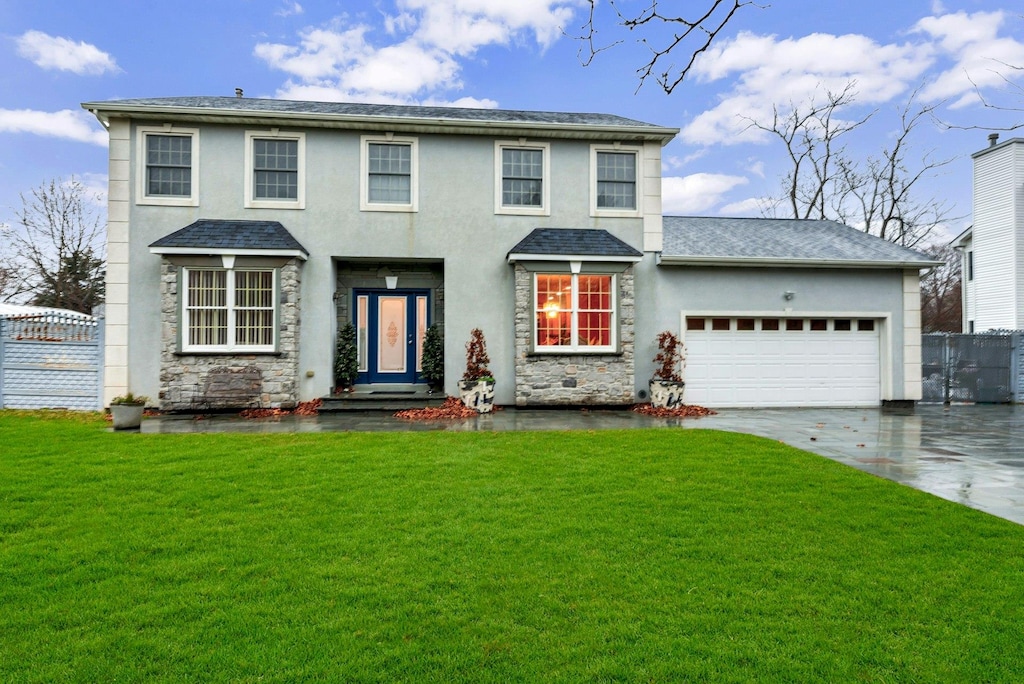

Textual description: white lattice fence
[0,312,103,410]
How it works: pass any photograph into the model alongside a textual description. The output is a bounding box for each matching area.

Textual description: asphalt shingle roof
[662,217,939,266]
[508,228,642,259]
[84,96,671,131]
[149,219,308,255]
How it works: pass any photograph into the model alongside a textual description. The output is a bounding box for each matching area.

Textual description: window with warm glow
[535,273,615,351]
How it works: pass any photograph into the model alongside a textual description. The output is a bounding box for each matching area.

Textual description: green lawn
[2,411,1024,682]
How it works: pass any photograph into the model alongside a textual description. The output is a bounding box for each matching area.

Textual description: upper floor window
[360,135,418,212]
[535,273,616,352]
[137,126,199,206]
[245,130,305,209]
[967,250,974,281]
[182,267,276,352]
[591,145,641,217]
[495,141,550,215]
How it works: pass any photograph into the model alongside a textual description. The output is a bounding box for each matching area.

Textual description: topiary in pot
[650,330,686,409]
[334,322,359,393]
[421,323,444,392]
[459,327,495,413]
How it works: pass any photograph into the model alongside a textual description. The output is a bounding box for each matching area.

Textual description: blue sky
[1,0,1022,244]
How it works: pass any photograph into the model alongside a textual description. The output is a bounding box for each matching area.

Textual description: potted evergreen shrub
[109,392,148,430]
[421,323,444,392]
[458,328,495,413]
[650,330,686,409]
[334,322,359,393]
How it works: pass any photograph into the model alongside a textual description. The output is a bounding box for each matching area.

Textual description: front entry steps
[320,384,446,412]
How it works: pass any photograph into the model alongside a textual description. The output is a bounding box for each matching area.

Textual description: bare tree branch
[920,243,962,332]
[571,0,763,94]
[753,84,960,248]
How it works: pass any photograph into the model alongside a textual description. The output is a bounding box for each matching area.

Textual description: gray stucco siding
[126,121,648,406]
[636,265,908,400]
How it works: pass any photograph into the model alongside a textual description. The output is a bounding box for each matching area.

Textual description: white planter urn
[459,379,495,413]
[110,404,145,430]
[649,380,686,409]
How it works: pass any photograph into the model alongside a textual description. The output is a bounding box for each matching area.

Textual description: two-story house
[955,135,1024,333]
[82,96,937,409]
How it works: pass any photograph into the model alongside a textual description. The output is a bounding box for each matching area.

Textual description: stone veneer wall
[158,257,303,410]
[513,263,635,406]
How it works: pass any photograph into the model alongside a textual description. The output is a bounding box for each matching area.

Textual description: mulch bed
[239,398,323,419]
[394,397,493,420]
[631,403,717,418]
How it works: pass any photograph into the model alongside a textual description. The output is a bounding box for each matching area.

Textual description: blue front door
[355,290,429,385]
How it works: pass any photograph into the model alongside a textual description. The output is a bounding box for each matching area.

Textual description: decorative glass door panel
[355,289,430,385]
[377,296,407,374]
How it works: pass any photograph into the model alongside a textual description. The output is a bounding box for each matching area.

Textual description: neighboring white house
[956,135,1024,333]
[82,95,938,409]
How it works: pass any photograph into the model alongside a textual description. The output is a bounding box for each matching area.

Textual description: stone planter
[459,379,496,413]
[110,404,145,430]
[649,379,686,409]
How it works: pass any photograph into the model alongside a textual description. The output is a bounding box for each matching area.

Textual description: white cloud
[0,109,107,146]
[256,1,578,103]
[15,30,119,75]
[276,1,304,17]
[913,11,1024,107]
[681,30,932,146]
[719,197,764,216]
[662,174,749,215]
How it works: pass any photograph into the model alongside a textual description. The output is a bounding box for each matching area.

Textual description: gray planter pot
[459,379,495,413]
[110,404,144,430]
[649,379,686,409]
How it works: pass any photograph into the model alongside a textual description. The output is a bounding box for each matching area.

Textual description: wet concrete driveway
[142,403,1024,526]
[695,404,1024,526]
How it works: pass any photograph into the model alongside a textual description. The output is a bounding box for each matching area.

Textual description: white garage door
[683,315,880,408]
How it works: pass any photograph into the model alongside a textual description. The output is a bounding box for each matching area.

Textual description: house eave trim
[150,246,309,261]
[83,102,680,144]
[507,252,643,264]
[656,255,943,269]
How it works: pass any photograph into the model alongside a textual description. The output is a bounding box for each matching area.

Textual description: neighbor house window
[535,273,615,352]
[245,131,305,209]
[967,251,974,281]
[360,136,418,212]
[591,146,640,215]
[183,268,276,352]
[495,141,550,215]
[137,126,199,206]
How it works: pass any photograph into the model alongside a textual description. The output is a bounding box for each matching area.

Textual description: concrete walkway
[141,404,1024,526]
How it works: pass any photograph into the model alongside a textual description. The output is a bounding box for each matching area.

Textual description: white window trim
[495,140,551,216]
[590,144,642,218]
[136,125,199,207]
[533,272,617,353]
[360,135,419,212]
[244,130,306,210]
[181,267,278,353]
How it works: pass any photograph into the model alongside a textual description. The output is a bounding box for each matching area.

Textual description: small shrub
[110,392,148,406]
[334,322,359,390]
[421,324,444,390]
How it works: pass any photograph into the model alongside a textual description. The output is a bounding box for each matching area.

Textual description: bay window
[183,268,276,352]
[535,273,615,352]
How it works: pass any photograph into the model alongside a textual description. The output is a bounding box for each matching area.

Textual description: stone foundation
[158,257,303,410]
[513,263,635,406]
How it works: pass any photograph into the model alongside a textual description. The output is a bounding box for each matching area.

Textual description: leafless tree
[573,0,759,94]
[751,85,958,248]
[11,178,106,314]
[920,243,962,333]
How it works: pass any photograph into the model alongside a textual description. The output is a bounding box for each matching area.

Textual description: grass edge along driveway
[1,410,1023,682]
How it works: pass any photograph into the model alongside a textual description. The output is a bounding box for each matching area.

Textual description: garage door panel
[684,317,880,408]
